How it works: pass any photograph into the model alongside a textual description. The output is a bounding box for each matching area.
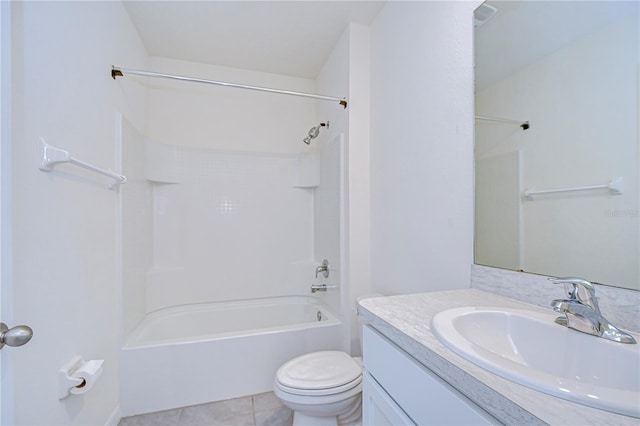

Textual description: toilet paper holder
[58,356,104,399]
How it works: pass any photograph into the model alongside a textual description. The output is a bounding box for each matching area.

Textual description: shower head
[303,126,320,145]
[308,126,321,139]
[302,122,329,145]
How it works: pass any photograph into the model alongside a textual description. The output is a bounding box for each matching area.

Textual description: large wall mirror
[474,1,639,290]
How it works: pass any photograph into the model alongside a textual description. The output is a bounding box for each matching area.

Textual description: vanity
[362,323,499,425]
[358,289,640,425]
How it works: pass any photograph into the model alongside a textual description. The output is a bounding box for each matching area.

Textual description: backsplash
[471,264,640,333]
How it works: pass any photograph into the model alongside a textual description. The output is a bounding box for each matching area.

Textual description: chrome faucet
[550,277,636,344]
[315,259,329,279]
[311,284,337,293]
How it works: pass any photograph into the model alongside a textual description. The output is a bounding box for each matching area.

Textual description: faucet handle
[550,277,595,296]
[550,277,599,312]
[315,259,329,279]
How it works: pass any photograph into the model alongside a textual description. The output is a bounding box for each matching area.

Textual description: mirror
[474,1,639,290]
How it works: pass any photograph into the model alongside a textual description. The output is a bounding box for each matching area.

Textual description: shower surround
[118,113,346,415]
[140,142,316,311]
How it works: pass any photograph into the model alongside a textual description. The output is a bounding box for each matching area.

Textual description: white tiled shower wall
[312,134,344,316]
[120,117,153,339]
[151,146,315,310]
[121,127,342,339]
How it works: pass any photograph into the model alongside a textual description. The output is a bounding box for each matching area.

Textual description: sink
[431,306,640,418]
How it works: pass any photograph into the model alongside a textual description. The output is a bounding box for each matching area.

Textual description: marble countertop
[358,289,639,426]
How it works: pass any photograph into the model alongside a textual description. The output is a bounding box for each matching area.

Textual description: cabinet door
[363,326,500,426]
[363,372,416,426]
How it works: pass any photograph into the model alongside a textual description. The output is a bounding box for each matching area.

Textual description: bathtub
[120,296,342,416]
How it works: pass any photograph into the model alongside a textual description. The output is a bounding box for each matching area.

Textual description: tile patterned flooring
[118,392,293,426]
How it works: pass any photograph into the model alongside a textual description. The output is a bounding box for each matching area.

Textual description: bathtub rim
[124,295,341,350]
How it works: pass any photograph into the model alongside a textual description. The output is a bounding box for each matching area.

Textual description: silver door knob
[0,322,33,349]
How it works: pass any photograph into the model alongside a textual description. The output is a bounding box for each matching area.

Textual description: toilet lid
[276,351,362,390]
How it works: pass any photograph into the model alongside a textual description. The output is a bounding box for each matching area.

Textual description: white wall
[345,24,372,355]
[315,27,350,353]
[315,23,371,354]
[369,1,481,296]
[10,2,147,424]
[145,56,317,154]
[476,14,639,289]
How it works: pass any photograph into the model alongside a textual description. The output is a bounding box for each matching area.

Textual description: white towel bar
[523,177,623,200]
[38,138,126,190]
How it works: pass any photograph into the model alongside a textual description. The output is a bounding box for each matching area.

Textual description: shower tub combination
[120,295,342,416]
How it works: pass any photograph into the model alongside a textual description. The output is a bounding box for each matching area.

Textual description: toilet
[274,294,383,425]
[274,350,363,425]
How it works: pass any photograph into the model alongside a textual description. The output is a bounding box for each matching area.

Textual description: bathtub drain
[317,311,323,322]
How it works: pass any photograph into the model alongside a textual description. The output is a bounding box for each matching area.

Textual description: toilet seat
[275,351,362,396]
[276,374,362,397]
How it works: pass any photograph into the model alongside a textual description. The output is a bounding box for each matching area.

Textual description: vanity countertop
[358,289,639,426]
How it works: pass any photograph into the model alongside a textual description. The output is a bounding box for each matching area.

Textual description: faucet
[550,277,636,344]
[315,259,329,279]
[311,284,337,293]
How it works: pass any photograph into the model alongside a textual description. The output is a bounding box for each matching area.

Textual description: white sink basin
[431,306,640,418]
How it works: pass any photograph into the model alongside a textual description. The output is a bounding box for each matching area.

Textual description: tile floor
[118,392,293,426]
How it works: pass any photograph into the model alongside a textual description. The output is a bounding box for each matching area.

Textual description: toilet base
[291,397,362,426]
[293,412,338,426]
[337,397,362,425]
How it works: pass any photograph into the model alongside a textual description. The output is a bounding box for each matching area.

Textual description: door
[1,1,11,422]
[1,1,9,422]
[1,3,35,423]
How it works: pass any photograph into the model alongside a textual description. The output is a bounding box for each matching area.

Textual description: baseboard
[105,405,122,426]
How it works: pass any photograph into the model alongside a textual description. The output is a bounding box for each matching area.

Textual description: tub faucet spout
[311,284,337,293]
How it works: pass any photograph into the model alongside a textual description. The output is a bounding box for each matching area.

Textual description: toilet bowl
[274,351,363,426]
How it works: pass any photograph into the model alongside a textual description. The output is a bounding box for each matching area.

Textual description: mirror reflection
[474,1,639,290]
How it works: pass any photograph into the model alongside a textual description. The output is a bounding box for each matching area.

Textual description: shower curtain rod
[112,66,348,109]
[475,115,530,130]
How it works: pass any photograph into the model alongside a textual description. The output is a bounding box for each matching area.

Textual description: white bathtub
[120,296,342,416]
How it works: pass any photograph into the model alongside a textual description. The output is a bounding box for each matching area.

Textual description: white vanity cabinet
[362,325,500,426]
[363,371,416,425]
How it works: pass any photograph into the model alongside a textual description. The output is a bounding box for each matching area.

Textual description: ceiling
[123,1,385,79]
